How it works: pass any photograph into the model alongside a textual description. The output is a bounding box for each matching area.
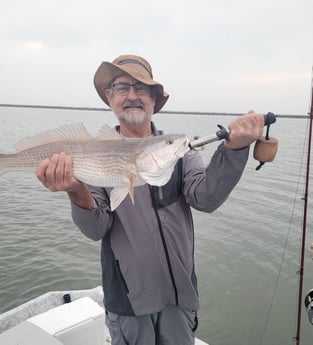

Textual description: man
[36,55,264,345]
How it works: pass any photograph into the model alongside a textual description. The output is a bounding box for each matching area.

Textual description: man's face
[105,75,156,125]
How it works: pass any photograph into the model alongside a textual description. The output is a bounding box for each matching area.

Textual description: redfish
[0,123,189,210]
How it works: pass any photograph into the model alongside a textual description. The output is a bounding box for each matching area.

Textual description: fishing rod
[296,72,313,345]
[189,112,278,169]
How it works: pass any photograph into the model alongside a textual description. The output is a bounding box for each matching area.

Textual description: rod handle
[254,137,278,163]
[254,112,278,170]
[217,112,276,141]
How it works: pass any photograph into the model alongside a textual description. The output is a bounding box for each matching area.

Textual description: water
[0,107,312,345]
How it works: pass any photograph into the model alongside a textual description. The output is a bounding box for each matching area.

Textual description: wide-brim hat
[94,55,169,114]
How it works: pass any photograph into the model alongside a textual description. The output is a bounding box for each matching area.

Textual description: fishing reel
[304,289,313,325]
[253,112,278,170]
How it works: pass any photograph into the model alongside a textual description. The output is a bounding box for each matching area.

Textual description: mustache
[123,100,144,109]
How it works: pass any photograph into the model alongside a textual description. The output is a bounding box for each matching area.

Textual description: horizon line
[0,103,309,119]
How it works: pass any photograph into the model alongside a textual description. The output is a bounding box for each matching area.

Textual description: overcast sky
[1,0,312,115]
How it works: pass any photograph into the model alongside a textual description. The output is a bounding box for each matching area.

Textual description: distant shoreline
[0,103,308,119]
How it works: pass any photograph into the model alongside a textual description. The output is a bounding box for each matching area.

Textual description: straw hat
[94,55,169,114]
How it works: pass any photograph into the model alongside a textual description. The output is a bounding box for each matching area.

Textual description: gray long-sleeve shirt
[71,126,249,316]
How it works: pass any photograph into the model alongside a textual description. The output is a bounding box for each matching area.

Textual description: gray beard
[116,109,150,125]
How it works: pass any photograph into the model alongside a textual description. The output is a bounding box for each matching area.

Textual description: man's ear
[104,89,112,103]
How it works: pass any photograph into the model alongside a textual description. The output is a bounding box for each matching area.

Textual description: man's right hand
[36,152,82,192]
[36,152,95,210]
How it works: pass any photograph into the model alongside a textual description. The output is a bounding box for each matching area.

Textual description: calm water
[0,107,312,345]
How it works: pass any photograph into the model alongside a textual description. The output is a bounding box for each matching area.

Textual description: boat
[0,286,209,345]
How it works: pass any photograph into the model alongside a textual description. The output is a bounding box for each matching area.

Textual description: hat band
[117,59,152,78]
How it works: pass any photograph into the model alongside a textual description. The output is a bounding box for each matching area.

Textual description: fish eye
[166,139,174,145]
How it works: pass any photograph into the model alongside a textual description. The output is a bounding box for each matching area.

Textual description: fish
[0,123,190,210]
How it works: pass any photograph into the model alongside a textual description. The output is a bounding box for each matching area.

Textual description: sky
[1,0,312,115]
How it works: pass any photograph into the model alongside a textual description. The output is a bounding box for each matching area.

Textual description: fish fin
[110,175,136,210]
[128,174,135,204]
[16,123,94,152]
[110,188,129,211]
[97,125,122,140]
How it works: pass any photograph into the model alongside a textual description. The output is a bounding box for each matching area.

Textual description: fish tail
[0,153,9,175]
[0,153,28,175]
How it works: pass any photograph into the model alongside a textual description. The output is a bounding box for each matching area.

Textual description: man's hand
[224,110,264,150]
[36,152,82,192]
[36,152,95,210]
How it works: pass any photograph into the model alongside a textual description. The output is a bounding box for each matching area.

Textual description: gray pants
[105,305,198,345]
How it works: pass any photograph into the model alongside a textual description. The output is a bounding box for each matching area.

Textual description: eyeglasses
[111,82,151,96]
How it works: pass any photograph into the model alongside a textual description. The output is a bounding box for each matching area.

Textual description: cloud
[0,0,312,114]
[230,72,309,85]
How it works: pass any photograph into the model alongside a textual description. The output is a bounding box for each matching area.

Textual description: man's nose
[127,85,139,99]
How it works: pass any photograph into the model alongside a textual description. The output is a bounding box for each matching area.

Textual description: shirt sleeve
[71,186,113,241]
[183,143,249,212]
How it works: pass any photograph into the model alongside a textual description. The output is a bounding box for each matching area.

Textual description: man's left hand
[224,110,264,150]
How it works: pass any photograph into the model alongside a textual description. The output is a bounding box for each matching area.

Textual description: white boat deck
[0,286,209,345]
